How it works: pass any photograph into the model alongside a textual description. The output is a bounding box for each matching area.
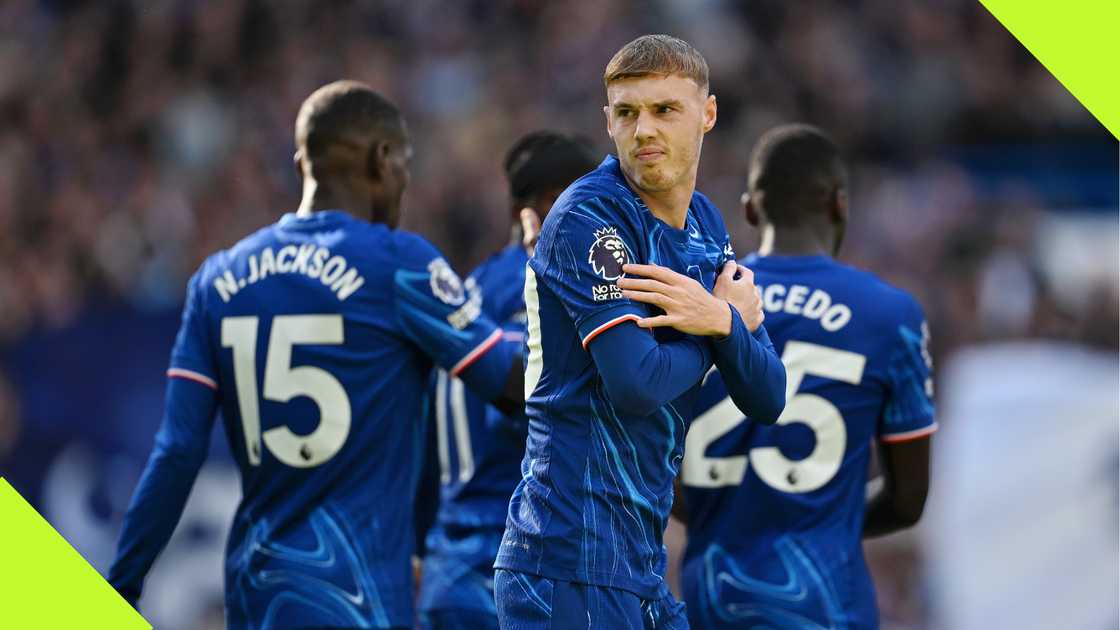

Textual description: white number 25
[682,341,866,493]
[221,315,351,468]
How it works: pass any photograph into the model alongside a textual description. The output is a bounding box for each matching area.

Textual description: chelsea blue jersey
[426,243,530,533]
[133,210,513,629]
[681,254,937,629]
[417,243,529,617]
[495,156,734,599]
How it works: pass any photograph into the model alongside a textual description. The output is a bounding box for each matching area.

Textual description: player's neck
[296,179,319,217]
[297,179,379,223]
[762,226,835,258]
[626,175,693,230]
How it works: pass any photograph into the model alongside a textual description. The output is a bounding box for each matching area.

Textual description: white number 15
[221,315,351,468]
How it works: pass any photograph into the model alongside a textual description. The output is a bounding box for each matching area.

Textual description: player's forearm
[590,322,713,416]
[862,488,925,538]
[864,439,930,538]
[862,470,928,538]
[710,307,786,424]
[108,379,215,604]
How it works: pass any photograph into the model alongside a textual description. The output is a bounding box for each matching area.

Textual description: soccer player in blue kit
[107,81,525,630]
[679,124,936,629]
[417,132,598,630]
[493,35,787,629]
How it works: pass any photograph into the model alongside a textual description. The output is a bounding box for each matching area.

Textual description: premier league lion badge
[428,258,466,306]
[588,227,629,281]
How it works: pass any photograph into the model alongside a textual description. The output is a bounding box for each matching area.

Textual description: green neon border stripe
[979,0,1120,139]
[0,478,150,629]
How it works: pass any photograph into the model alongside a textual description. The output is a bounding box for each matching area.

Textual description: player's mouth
[634,147,666,162]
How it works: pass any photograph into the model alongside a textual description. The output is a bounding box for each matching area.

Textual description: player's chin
[633,169,673,193]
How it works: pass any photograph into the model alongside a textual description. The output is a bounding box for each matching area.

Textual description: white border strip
[167,367,218,390]
[450,328,504,376]
[581,314,641,349]
[880,422,939,444]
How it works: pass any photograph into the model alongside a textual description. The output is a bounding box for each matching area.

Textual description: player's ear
[293,150,304,181]
[603,104,615,138]
[743,192,761,227]
[366,141,389,181]
[832,186,849,225]
[702,93,717,134]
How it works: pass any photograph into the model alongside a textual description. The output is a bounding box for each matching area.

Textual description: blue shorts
[494,569,687,630]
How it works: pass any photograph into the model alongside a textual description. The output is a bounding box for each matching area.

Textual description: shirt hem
[493,555,661,600]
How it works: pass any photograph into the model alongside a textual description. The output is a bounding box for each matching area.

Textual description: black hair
[748,124,846,226]
[503,131,597,203]
[295,80,405,160]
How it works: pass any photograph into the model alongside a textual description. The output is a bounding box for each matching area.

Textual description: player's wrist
[710,299,733,337]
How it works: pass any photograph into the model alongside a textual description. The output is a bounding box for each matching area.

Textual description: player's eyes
[656,105,675,114]
[616,109,634,118]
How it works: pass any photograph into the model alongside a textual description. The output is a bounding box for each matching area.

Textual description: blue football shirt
[418,243,530,617]
[494,156,734,599]
[110,210,514,630]
[425,243,530,533]
[681,254,937,629]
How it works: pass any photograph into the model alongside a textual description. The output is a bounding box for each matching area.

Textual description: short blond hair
[603,34,709,91]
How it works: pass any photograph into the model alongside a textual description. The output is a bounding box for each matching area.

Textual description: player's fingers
[616,277,672,294]
[621,289,670,307]
[719,261,737,281]
[637,315,674,328]
[737,265,754,284]
[623,263,680,284]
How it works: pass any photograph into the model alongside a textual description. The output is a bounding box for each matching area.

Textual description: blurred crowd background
[0,1,1115,629]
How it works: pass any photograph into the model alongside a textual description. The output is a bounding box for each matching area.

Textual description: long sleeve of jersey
[108,377,217,605]
[710,305,787,424]
[588,322,713,416]
[109,269,220,605]
[391,231,518,403]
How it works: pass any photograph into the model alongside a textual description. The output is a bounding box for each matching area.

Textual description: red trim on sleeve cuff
[880,423,938,444]
[167,368,218,390]
[450,328,504,377]
[581,314,642,350]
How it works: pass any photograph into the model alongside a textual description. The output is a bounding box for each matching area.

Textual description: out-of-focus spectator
[0,2,1114,628]
[0,0,1113,353]
[0,370,20,460]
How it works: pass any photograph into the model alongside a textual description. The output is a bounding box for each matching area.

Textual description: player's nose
[633,110,657,140]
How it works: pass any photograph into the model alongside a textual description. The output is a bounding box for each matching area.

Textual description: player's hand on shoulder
[618,263,733,337]
[714,261,764,332]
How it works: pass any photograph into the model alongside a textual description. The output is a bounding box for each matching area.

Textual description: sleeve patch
[587,227,630,281]
[428,258,466,306]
